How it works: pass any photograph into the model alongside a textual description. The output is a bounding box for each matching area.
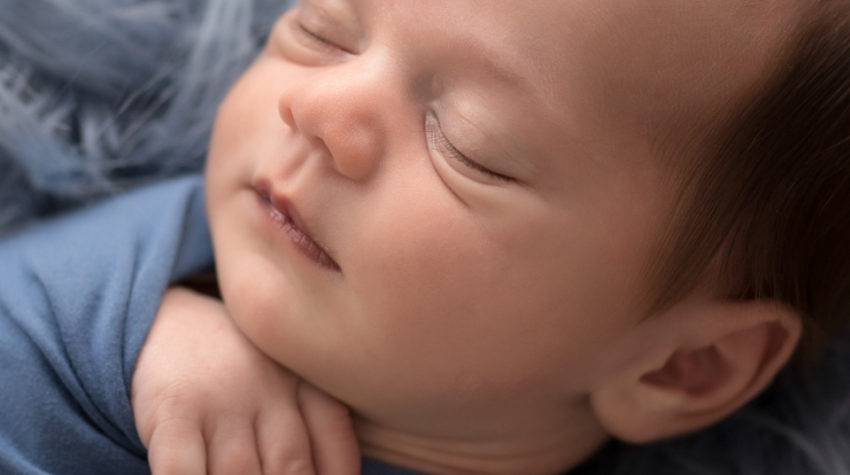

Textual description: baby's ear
[588,299,801,443]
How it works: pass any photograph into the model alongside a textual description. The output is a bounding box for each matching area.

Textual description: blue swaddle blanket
[0,175,212,474]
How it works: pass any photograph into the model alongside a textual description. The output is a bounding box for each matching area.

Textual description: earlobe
[589,300,801,443]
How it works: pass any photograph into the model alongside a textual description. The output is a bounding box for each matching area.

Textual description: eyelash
[298,22,333,46]
[425,113,512,183]
[295,22,340,53]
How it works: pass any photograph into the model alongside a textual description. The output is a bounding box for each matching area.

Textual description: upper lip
[254,182,339,270]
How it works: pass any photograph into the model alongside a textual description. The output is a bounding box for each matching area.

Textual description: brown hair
[650,1,850,364]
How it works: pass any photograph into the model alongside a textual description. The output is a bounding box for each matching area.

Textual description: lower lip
[256,193,340,271]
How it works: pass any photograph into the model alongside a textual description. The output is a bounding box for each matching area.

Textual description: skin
[132,287,360,475]
[203,0,801,473]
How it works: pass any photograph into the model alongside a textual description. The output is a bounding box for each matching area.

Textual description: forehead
[353,0,798,121]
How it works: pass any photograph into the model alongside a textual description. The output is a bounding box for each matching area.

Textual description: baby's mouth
[257,188,340,271]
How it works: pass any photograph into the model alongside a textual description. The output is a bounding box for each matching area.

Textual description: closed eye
[299,22,334,46]
[295,21,341,53]
[425,112,513,183]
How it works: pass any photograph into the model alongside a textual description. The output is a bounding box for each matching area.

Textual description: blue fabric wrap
[0,175,212,474]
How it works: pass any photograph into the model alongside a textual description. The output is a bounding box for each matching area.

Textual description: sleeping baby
[1,1,849,474]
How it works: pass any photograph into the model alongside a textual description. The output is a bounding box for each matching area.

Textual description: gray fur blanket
[2,1,848,473]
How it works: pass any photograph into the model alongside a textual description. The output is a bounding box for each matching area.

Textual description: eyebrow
[465,37,532,95]
[310,0,529,92]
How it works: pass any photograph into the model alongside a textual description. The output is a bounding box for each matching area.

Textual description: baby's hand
[131,286,359,475]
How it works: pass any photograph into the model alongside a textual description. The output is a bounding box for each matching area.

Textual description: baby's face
[206,0,796,443]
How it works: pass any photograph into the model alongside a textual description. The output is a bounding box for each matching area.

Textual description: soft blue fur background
[0,0,287,232]
[1,1,848,473]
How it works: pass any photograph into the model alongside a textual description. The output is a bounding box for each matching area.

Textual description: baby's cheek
[355,215,498,332]
[382,208,477,272]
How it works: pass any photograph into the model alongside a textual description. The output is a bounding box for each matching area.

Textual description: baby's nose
[276,61,388,182]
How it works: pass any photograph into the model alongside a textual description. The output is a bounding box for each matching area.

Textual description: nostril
[278,95,297,129]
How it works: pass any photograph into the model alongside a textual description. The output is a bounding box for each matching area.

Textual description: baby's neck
[353,405,609,475]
